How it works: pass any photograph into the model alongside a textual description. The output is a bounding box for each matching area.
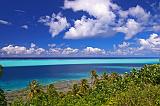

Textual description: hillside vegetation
[1,64,160,106]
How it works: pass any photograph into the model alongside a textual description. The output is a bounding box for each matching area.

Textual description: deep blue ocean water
[0,58,159,91]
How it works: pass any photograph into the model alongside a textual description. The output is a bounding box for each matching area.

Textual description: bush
[0,89,7,106]
[9,64,160,106]
[0,65,3,77]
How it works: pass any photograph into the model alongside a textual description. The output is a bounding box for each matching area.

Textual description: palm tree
[27,80,41,99]
[130,68,138,79]
[91,70,99,85]
[78,79,89,96]
[110,72,119,82]
[72,84,79,96]
[59,92,65,98]
[110,72,118,79]
[47,84,58,97]
[0,65,3,78]
[46,84,59,105]
[102,72,108,80]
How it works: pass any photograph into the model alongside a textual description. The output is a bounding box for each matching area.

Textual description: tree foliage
[0,65,7,106]
[9,64,160,106]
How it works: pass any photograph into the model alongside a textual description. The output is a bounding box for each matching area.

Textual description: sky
[0,0,160,57]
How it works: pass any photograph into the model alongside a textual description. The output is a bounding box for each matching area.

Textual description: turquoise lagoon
[0,58,159,91]
[0,58,159,67]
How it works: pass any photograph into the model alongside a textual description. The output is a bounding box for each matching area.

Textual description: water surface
[0,58,159,91]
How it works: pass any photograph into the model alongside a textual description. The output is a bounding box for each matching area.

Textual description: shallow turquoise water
[0,58,159,91]
[0,59,159,67]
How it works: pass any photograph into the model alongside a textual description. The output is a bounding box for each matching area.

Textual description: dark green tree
[0,65,7,106]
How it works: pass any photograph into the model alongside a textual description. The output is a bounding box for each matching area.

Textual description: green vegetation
[0,89,7,106]
[5,64,160,105]
[0,65,7,106]
[0,65,3,77]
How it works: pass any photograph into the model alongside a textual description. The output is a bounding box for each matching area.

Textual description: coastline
[2,64,160,106]
[5,80,81,103]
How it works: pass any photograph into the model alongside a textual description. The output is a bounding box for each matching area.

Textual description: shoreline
[4,74,123,102]
[2,64,160,105]
[5,80,81,103]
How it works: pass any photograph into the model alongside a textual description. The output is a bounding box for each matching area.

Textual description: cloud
[139,33,160,52]
[149,2,160,13]
[83,47,105,55]
[48,47,79,55]
[64,0,119,20]
[64,0,118,39]
[64,16,106,39]
[153,25,160,32]
[64,0,153,40]
[1,45,28,55]
[0,33,159,56]
[62,47,79,55]
[119,5,150,24]
[35,0,160,41]
[1,45,78,56]
[48,48,62,55]
[109,33,160,56]
[109,42,142,56]
[1,44,45,55]
[34,48,45,55]
[21,25,28,29]
[128,5,150,22]
[0,19,11,25]
[38,0,158,40]
[0,44,105,56]
[115,19,143,40]
[48,47,105,56]
[48,43,56,48]
[14,9,25,13]
[118,41,130,48]
[31,43,36,48]
[38,13,70,38]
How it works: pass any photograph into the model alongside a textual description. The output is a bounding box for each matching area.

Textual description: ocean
[0,58,159,91]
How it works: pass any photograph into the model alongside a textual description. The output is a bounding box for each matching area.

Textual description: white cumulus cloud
[139,33,160,52]
[48,47,79,56]
[115,19,143,40]
[39,13,70,37]
[109,33,160,56]
[37,0,159,40]
[119,5,150,24]
[64,0,118,20]
[1,44,45,56]
[64,16,106,39]
[64,0,118,39]
[62,47,79,55]
[118,42,130,48]
[1,45,27,55]
[83,47,105,55]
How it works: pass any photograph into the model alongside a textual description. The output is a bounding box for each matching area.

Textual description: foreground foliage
[0,65,7,106]
[0,65,3,78]
[8,64,160,105]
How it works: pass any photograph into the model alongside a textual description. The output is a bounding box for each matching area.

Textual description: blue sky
[0,0,159,57]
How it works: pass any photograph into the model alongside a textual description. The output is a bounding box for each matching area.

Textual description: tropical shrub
[9,64,160,106]
[0,89,7,106]
[0,65,7,106]
[0,65,3,78]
